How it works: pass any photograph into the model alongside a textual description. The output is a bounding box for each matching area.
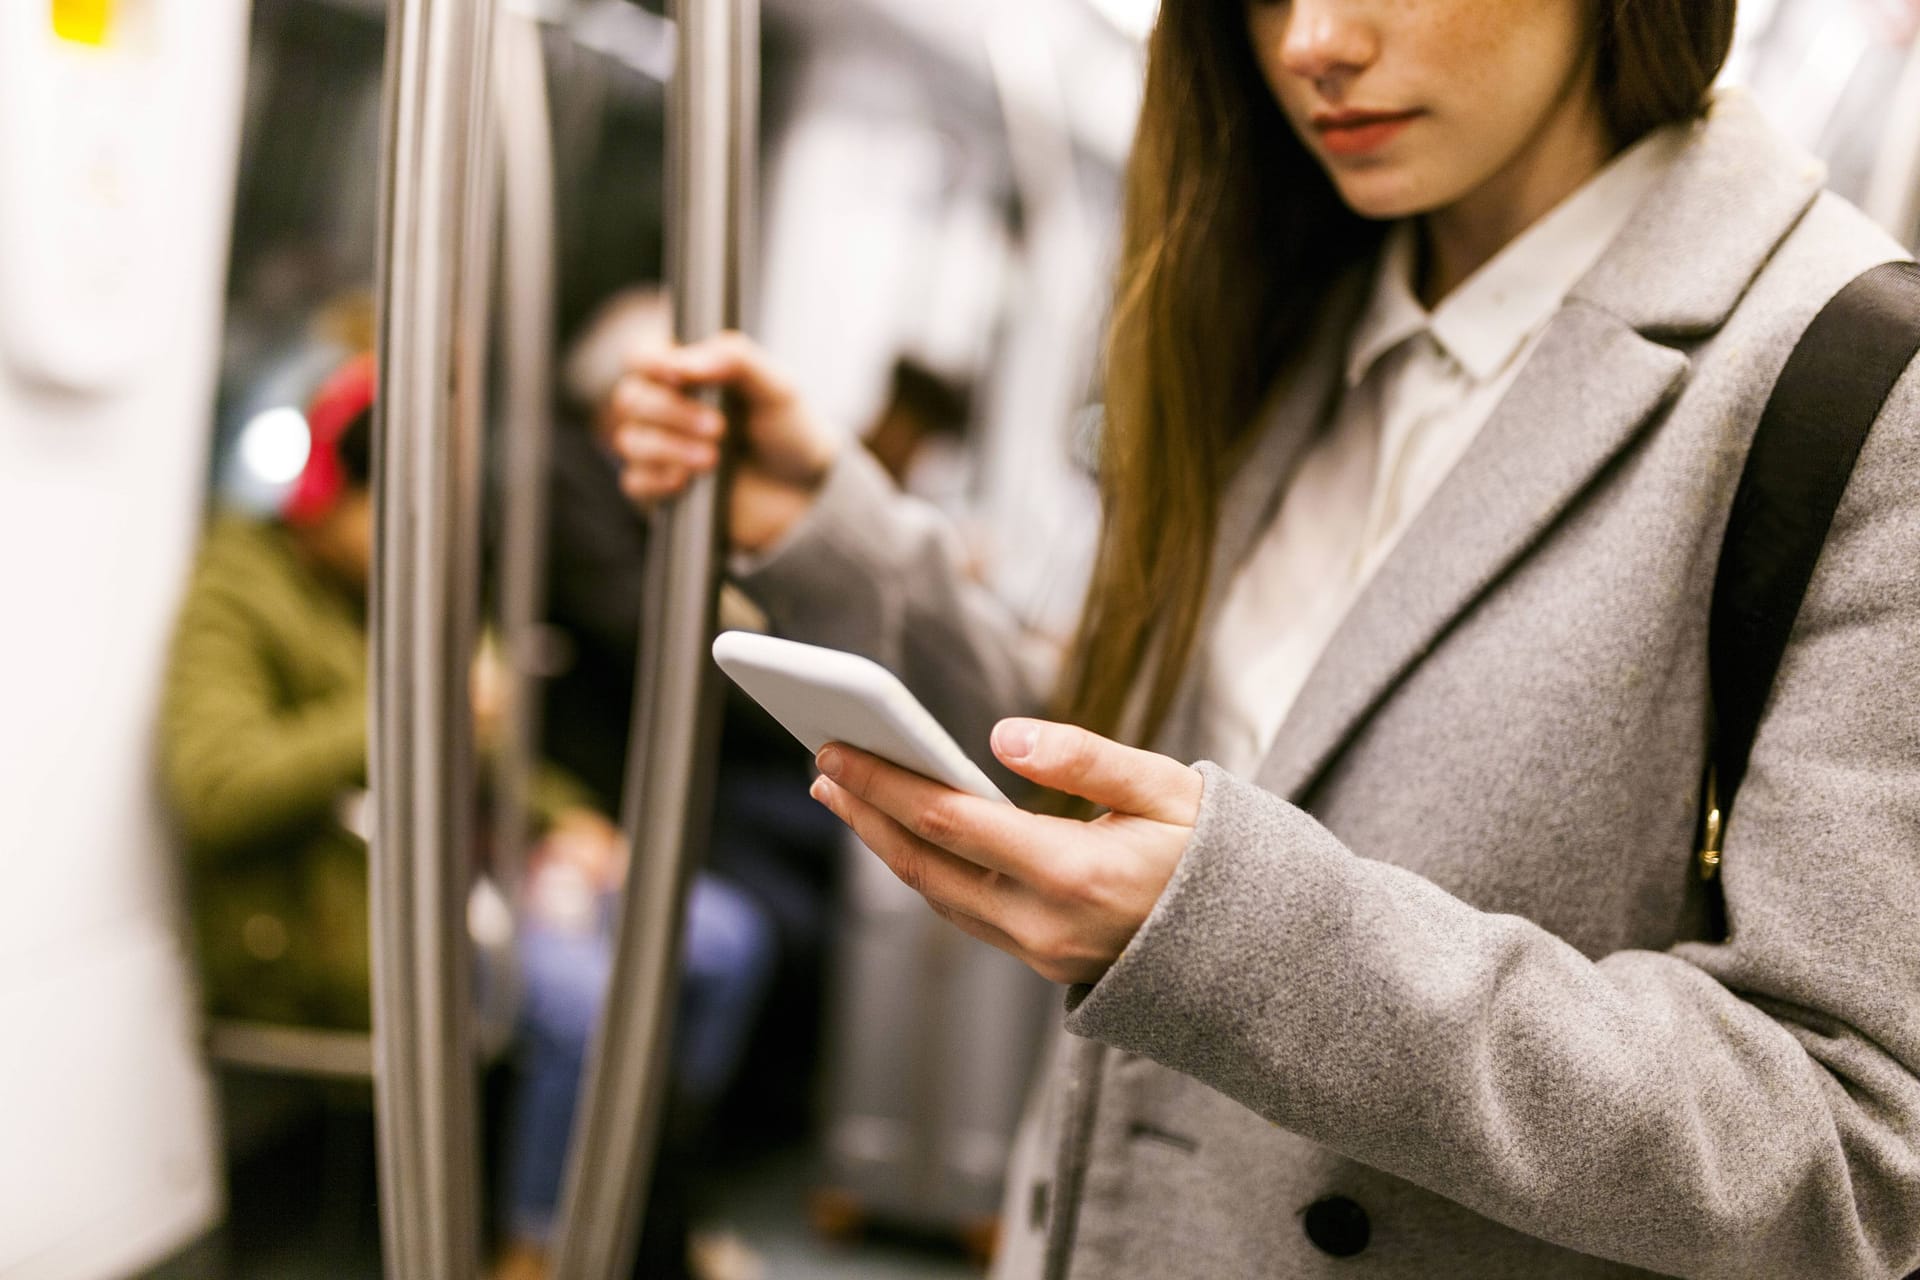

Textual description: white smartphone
[711,630,1012,805]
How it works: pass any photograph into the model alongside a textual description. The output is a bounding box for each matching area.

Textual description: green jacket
[159,516,587,1030]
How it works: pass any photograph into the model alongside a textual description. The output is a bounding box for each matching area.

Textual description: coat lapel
[1244,91,1828,802]
[1251,310,1687,800]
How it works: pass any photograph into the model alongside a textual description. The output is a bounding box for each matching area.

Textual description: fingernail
[816,746,844,779]
[618,427,644,454]
[701,409,725,437]
[993,719,1037,761]
[809,776,830,804]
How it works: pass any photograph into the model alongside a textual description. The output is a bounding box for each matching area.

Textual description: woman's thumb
[990,718,1200,823]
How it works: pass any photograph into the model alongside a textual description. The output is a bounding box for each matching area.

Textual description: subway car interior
[3,0,1919,1277]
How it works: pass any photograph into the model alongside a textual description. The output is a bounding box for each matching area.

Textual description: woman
[608,1,1920,1275]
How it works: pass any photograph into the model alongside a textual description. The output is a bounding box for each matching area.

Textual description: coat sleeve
[732,444,1058,785]
[1063,366,1920,1277]
[158,561,367,861]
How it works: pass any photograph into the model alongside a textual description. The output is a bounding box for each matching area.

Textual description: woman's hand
[809,718,1204,986]
[600,331,841,553]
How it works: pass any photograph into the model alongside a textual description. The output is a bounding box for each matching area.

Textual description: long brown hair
[1058,0,1737,749]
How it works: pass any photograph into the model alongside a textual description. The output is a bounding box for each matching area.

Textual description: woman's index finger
[815,743,1057,884]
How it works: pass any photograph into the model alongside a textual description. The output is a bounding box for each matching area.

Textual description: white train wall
[0,2,251,1275]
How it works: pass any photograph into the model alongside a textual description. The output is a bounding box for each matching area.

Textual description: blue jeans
[504,872,776,1243]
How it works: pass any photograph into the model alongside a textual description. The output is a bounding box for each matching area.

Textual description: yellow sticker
[52,0,114,46]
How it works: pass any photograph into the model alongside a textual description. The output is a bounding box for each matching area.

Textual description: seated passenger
[159,353,776,1279]
[160,352,393,1030]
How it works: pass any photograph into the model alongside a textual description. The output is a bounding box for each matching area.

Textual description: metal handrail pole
[490,6,560,900]
[370,0,498,1274]
[549,0,755,1274]
[371,5,430,1267]
[728,0,758,325]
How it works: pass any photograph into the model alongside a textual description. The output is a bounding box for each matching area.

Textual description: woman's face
[1249,0,1604,221]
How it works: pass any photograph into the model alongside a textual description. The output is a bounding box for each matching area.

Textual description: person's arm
[158,560,366,862]
[602,333,1056,776]
[734,442,1056,786]
[1062,368,1920,1277]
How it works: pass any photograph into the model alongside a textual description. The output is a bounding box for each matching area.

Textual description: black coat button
[1302,1196,1370,1257]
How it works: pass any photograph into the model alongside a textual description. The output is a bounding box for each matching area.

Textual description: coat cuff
[1063,762,1337,1048]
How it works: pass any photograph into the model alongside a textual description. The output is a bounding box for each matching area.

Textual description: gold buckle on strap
[1698,764,1723,881]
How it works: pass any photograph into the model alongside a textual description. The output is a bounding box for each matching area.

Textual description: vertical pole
[548,0,757,1274]
[491,7,560,901]
[369,0,497,1274]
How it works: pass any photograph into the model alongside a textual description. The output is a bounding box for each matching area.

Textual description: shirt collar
[1343,229,1428,389]
[1344,124,1687,389]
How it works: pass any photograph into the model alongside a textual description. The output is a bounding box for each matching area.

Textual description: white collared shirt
[1200,127,1685,776]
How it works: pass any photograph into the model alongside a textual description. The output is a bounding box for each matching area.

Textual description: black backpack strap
[1707,260,1920,856]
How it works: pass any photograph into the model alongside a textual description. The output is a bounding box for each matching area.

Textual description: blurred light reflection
[235,405,311,486]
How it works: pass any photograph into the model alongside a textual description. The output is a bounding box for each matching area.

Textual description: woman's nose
[1277,0,1378,93]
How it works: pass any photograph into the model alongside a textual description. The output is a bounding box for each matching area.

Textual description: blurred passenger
[159,353,776,1280]
[538,287,840,1278]
[541,287,679,810]
[544,287,840,1088]
[161,351,391,1031]
[604,1,1920,1275]
[862,357,973,491]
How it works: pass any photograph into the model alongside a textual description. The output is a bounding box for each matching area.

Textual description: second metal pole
[369,0,498,1274]
[549,0,757,1274]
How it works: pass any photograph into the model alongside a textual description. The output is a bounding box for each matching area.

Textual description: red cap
[283,352,376,526]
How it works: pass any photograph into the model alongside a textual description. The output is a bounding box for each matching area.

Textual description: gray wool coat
[736,93,1920,1279]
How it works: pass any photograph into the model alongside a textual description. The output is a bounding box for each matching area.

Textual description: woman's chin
[1327,166,1454,223]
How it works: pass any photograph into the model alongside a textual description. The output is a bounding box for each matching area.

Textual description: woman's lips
[1313,109,1423,158]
